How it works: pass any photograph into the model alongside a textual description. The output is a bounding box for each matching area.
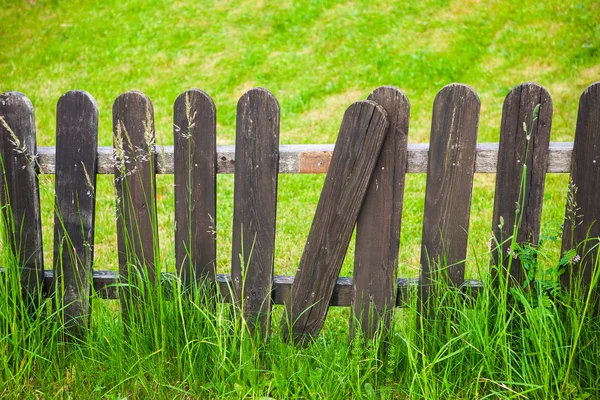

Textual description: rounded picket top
[112,90,155,127]
[57,91,99,140]
[238,87,279,106]
[580,81,600,99]
[343,99,389,127]
[0,91,36,146]
[368,85,410,108]
[502,82,553,124]
[174,89,216,141]
[433,83,480,110]
[0,91,34,114]
[58,90,98,112]
[174,89,216,121]
[367,86,410,141]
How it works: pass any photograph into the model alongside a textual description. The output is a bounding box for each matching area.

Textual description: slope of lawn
[1,0,599,397]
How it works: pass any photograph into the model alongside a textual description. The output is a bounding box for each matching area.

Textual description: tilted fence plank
[54,91,98,336]
[231,88,280,337]
[0,92,44,307]
[561,82,600,291]
[282,100,389,344]
[174,89,217,288]
[352,87,409,340]
[113,91,158,321]
[491,83,552,288]
[419,84,479,315]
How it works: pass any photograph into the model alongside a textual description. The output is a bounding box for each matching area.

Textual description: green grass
[1,0,600,397]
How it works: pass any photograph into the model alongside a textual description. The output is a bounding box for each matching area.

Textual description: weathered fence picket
[54,91,98,335]
[491,83,553,289]
[0,81,598,343]
[0,92,44,308]
[419,84,480,316]
[561,82,600,291]
[174,89,217,288]
[231,88,280,336]
[113,91,158,322]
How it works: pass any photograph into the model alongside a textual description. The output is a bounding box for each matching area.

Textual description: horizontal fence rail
[22,269,483,307]
[35,142,574,174]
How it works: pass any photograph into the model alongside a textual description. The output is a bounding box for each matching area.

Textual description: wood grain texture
[53,91,98,335]
[419,84,480,311]
[231,88,280,337]
[282,100,389,344]
[0,92,44,306]
[352,87,409,339]
[491,83,552,288]
[561,82,600,290]
[113,91,158,319]
[174,89,217,288]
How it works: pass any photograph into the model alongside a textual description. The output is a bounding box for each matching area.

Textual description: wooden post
[419,84,479,318]
[174,89,217,289]
[231,88,280,338]
[54,91,98,337]
[561,82,600,293]
[352,87,409,340]
[0,92,44,308]
[282,100,389,345]
[113,91,158,323]
[491,83,552,289]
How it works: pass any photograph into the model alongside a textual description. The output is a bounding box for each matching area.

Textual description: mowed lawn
[1,0,599,278]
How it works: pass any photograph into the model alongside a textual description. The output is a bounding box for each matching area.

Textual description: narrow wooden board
[352,87,409,340]
[419,84,480,312]
[54,91,98,335]
[491,83,552,288]
[231,88,280,337]
[561,82,600,290]
[33,142,573,175]
[174,89,217,288]
[113,91,158,319]
[0,92,44,306]
[282,100,389,344]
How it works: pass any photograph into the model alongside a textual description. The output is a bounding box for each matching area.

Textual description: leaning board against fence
[0,82,599,342]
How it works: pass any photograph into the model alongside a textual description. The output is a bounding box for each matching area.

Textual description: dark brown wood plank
[282,100,389,344]
[0,92,44,307]
[174,89,217,288]
[491,83,552,288]
[113,91,158,320]
[419,84,480,313]
[561,82,600,290]
[352,87,410,340]
[53,91,98,336]
[231,88,280,337]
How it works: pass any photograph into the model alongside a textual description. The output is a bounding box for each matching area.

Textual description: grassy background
[1,0,599,279]
[1,0,600,398]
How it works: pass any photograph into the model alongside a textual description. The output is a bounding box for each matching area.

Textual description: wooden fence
[0,82,599,343]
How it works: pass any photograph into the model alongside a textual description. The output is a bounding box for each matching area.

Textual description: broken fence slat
[352,86,410,340]
[282,100,389,344]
